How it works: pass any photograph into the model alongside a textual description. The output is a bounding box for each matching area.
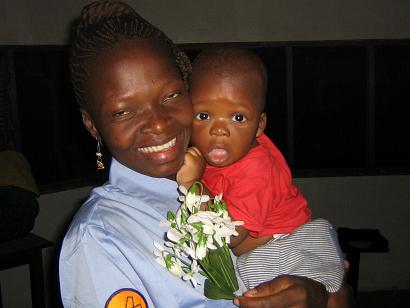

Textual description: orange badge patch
[105,288,148,308]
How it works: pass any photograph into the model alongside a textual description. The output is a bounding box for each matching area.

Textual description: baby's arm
[230,230,272,256]
[176,146,205,189]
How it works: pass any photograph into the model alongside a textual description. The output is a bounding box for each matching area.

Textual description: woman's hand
[176,146,205,189]
[234,273,353,308]
[234,275,328,308]
[327,261,355,308]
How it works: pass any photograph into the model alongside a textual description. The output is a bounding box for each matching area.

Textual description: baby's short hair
[190,47,267,111]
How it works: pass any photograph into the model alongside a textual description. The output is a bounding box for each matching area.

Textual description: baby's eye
[232,113,247,122]
[195,112,209,121]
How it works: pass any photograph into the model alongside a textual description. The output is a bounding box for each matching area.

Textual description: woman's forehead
[87,40,179,86]
[94,39,174,67]
[85,40,182,107]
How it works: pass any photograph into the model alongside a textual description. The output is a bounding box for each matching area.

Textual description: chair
[337,227,389,296]
[0,233,53,308]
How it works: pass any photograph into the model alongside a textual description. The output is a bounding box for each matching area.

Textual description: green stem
[218,253,236,289]
[199,259,224,289]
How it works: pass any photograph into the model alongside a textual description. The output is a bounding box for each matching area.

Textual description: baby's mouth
[137,138,176,153]
[208,148,229,165]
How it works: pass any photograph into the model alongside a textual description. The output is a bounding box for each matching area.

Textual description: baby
[183,47,344,292]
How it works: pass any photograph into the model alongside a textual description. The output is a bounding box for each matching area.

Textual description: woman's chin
[145,156,185,179]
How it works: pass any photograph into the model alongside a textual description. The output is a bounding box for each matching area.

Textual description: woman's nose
[140,110,171,134]
[210,120,229,137]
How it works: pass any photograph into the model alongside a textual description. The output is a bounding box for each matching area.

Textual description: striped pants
[237,218,345,292]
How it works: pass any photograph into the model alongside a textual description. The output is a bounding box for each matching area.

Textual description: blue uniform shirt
[59,158,237,307]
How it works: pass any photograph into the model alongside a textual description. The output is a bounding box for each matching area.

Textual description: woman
[59,1,351,307]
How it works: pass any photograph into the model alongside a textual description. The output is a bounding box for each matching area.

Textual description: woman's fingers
[234,275,328,308]
[236,285,309,307]
[242,276,293,297]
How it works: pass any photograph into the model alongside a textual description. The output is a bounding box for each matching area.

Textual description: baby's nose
[210,121,229,137]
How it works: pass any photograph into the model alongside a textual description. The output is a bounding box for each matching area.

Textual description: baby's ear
[256,113,267,137]
[80,108,100,139]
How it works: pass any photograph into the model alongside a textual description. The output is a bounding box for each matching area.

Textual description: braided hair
[70,0,191,107]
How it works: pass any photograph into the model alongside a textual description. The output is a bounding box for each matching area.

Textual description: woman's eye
[164,92,180,102]
[112,110,130,118]
[195,112,209,121]
[232,113,247,122]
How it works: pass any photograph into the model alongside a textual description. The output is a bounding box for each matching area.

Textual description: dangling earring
[96,137,105,170]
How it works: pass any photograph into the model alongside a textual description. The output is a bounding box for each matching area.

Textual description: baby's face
[190,70,266,167]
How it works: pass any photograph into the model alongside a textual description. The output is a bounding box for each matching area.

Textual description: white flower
[167,227,185,244]
[206,235,217,250]
[153,241,165,254]
[153,241,183,276]
[202,223,215,235]
[182,260,201,287]
[165,240,196,259]
[214,193,223,203]
[214,223,236,246]
[196,242,207,260]
[182,241,197,259]
[224,211,232,220]
[175,208,183,228]
[154,185,240,295]
[178,185,189,197]
[186,191,198,210]
[198,194,210,205]
[189,211,219,225]
[153,241,170,268]
[168,256,183,276]
[178,185,210,213]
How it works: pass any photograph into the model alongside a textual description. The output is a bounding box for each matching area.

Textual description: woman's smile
[136,134,184,164]
[139,145,178,163]
[137,137,176,153]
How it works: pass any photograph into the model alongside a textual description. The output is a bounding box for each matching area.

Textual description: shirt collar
[108,158,178,197]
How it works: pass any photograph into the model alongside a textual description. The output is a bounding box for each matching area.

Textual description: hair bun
[79,0,141,29]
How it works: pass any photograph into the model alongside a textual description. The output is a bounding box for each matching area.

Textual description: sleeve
[59,226,154,308]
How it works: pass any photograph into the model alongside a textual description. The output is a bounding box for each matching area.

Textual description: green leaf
[204,278,236,300]
[191,221,204,230]
[209,247,238,290]
[188,183,197,194]
[181,209,189,225]
[199,245,239,299]
[164,254,174,269]
[167,211,175,221]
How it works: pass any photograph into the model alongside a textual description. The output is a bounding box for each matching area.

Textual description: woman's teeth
[138,138,176,153]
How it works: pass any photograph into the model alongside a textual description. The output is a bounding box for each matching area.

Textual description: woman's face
[82,40,192,179]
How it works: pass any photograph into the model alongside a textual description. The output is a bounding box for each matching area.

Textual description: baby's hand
[176,146,205,189]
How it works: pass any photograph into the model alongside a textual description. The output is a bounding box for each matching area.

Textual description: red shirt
[202,134,311,237]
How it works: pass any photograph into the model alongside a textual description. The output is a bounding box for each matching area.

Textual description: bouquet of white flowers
[154,182,243,299]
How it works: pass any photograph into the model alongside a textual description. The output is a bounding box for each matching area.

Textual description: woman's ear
[256,112,267,137]
[80,108,100,139]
